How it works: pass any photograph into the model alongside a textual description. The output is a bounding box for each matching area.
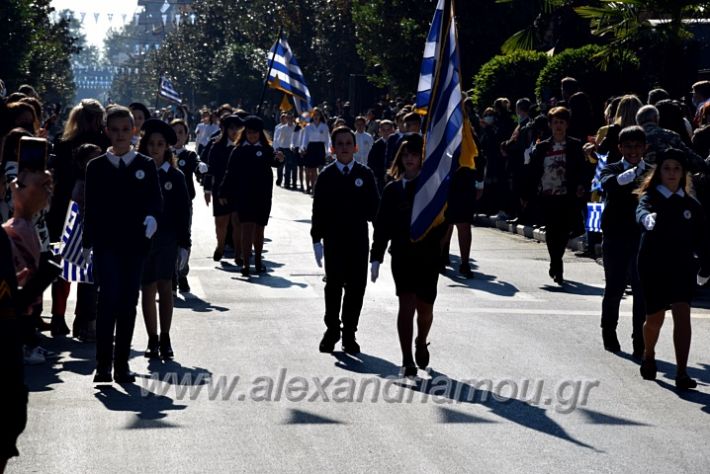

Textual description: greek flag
[590,153,608,192]
[55,201,93,283]
[411,0,478,241]
[415,0,444,114]
[159,76,182,104]
[267,36,313,115]
[586,202,604,233]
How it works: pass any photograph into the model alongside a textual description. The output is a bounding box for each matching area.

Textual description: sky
[51,0,140,49]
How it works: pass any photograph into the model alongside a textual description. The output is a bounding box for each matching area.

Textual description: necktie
[343,166,349,176]
[119,159,126,169]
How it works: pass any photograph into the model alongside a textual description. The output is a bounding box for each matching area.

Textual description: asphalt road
[10,176,710,473]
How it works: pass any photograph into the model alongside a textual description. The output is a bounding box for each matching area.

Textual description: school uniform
[524,136,586,280]
[219,142,279,226]
[83,149,162,377]
[311,160,379,342]
[636,185,710,313]
[371,177,446,304]
[174,148,201,282]
[599,159,647,352]
[367,136,388,192]
[142,161,191,284]
[300,122,330,168]
[202,139,235,217]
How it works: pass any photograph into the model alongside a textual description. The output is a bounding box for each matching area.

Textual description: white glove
[642,212,657,231]
[697,273,710,287]
[81,248,91,266]
[144,215,158,239]
[370,261,380,283]
[177,247,189,271]
[197,162,208,173]
[636,159,647,174]
[313,242,323,267]
[616,168,637,186]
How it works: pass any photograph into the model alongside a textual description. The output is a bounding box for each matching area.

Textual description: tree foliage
[0,1,80,105]
[471,51,549,108]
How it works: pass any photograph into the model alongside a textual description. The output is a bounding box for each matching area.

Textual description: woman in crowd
[300,108,330,194]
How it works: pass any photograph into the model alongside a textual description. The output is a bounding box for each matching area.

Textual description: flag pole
[257,26,284,116]
[155,74,163,114]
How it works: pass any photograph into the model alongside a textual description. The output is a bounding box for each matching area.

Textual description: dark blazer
[367,137,387,182]
[202,140,234,193]
[83,153,163,254]
[599,160,645,237]
[371,177,447,263]
[311,161,380,247]
[175,149,201,200]
[523,136,586,200]
[157,166,191,249]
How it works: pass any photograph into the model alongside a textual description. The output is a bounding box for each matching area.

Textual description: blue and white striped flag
[590,153,608,192]
[415,0,444,114]
[267,37,313,115]
[586,202,604,233]
[159,76,182,104]
[411,0,477,241]
[56,201,93,283]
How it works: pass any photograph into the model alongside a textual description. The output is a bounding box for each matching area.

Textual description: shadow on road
[540,280,604,296]
[332,352,599,450]
[141,359,213,386]
[94,384,186,429]
[174,295,229,313]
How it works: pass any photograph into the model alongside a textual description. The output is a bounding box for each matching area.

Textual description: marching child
[636,148,710,390]
[139,119,191,360]
[218,116,283,276]
[311,126,379,354]
[83,106,162,383]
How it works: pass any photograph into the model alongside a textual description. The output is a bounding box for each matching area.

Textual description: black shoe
[342,338,361,355]
[113,369,136,384]
[235,257,244,267]
[602,329,621,353]
[255,260,267,273]
[50,315,70,336]
[241,265,250,277]
[160,334,174,360]
[675,374,697,390]
[213,248,223,262]
[640,358,657,380]
[178,276,190,293]
[415,338,430,369]
[403,365,418,377]
[93,369,112,383]
[144,335,160,358]
[459,264,474,279]
[319,331,340,353]
[554,274,564,285]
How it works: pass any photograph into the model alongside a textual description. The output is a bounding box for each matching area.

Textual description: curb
[473,214,586,253]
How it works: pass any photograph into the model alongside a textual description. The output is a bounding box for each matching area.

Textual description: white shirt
[195,123,220,146]
[106,148,138,168]
[273,123,295,149]
[354,131,374,165]
[300,122,331,151]
[290,129,302,150]
[159,161,170,173]
[656,184,685,199]
[334,160,353,175]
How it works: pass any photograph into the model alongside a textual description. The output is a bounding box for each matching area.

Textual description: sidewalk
[473,214,588,253]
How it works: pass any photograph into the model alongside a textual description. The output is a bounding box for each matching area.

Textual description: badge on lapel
[135,170,145,180]
[256,151,263,157]
[355,178,363,188]
[164,181,173,191]
[684,210,692,220]
[179,159,186,167]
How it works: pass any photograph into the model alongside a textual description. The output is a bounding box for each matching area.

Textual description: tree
[0,2,80,105]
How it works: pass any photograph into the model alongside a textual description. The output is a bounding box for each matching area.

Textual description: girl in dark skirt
[299,108,330,194]
[138,120,191,360]
[219,116,284,276]
[636,148,710,389]
[370,134,446,377]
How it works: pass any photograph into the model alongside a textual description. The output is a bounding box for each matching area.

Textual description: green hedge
[535,45,642,106]
[471,51,549,109]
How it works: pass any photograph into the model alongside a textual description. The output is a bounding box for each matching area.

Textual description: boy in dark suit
[83,106,163,383]
[311,127,380,354]
[599,125,648,357]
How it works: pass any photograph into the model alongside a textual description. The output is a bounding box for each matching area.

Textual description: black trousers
[323,241,368,336]
[541,195,574,277]
[601,235,645,343]
[93,250,145,372]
